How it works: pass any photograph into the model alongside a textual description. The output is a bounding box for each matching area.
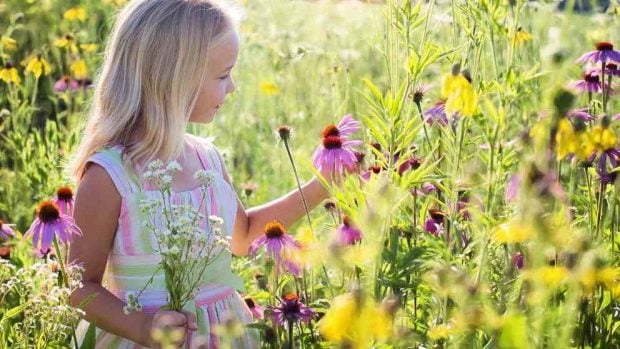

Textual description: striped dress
[76,136,259,348]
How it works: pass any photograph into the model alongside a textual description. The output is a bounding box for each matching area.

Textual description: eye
[219,74,229,80]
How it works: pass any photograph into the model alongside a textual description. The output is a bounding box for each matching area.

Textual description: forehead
[208,31,239,71]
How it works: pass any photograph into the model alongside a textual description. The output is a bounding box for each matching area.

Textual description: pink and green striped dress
[76,136,259,348]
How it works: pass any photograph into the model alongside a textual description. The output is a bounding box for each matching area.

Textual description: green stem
[283,139,313,231]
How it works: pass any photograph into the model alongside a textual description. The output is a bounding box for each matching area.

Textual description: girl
[68,0,332,347]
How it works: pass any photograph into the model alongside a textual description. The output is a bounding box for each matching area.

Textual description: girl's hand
[142,310,198,348]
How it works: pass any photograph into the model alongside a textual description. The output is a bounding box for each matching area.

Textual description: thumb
[180,310,198,331]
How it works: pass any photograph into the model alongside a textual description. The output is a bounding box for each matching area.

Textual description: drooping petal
[337,114,361,137]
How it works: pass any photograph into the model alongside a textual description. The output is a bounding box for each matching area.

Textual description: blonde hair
[69,0,238,181]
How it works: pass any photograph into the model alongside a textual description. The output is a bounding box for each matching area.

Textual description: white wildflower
[194,170,217,187]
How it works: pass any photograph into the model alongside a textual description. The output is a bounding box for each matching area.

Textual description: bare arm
[217,153,331,256]
[69,164,153,346]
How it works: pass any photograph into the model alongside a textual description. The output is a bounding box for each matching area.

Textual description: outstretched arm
[229,173,330,256]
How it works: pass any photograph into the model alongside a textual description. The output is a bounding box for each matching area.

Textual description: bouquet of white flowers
[125,160,230,313]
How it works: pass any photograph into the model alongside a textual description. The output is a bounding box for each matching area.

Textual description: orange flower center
[56,187,74,201]
[283,293,299,301]
[321,124,339,138]
[596,41,613,51]
[37,201,60,222]
[264,221,286,238]
[322,135,343,149]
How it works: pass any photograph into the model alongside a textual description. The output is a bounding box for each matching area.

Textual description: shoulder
[186,133,232,182]
[76,162,122,216]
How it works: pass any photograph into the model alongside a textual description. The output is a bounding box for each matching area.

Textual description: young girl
[68,0,331,347]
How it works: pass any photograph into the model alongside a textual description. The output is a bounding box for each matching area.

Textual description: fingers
[151,310,195,348]
[181,310,198,331]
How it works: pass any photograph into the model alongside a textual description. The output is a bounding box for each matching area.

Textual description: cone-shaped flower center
[369,165,382,174]
[5,62,14,69]
[342,216,352,227]
[264,221,286,238]
[429,208,446,220]
[37,201,60,222]
[56,187,74,202]
[283,293,299,302]
[244,297,256,309]
[0,219,4,226]
[322,124,339,138]
[607,63,618,70]
[596,41,614,51]
[278,126,291,142]
[583,72,600,83]
[322,135,343,149]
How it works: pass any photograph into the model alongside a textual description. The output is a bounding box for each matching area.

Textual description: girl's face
[189,31,239,124]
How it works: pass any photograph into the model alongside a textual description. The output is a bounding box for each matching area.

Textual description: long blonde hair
[69,0,238,181]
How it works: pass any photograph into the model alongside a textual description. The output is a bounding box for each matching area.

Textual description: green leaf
[79,322,97,349]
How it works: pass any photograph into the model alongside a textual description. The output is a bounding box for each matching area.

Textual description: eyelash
[219,74,229,80]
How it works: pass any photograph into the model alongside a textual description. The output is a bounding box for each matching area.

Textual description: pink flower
[24,200,82,256]
[335,114,361,138]
[424,209,445,237]
[576,42,620,65]
[249,221,301,275]
[335,216,362,246]
[0,219,15,242]
[53,187,75,216]
[568,108,595,122]
[312,122,362,174]
[271,294,315,327]
[244,297,265,320]
[424,100,449,126]
[568,69,607,93]
[53,75,79,93]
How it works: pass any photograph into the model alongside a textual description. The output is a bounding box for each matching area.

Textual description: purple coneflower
[0,219,15,242]
[244,297,265,320]
[335,114,361,138]
[614,113,620,121]
[576,41,620,65]
[313,122,362,175]
[596,148,620,185]
[569,69,605,93]
[53,75,79,92]
[249,221,301,274]
[424,100,449,126]
[424,209,445,237]
[361,165,383,181]
[568,108,595,122]
[24,200,82,256]
[53,187,75,216]
[606,63,620,77]
[271,293,315,327]
[513,252,525,270]
[335,216,362,246]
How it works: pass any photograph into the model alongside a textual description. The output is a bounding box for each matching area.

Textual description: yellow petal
[1,36,17,51]
[64,7,87,22]
[70,59,87,79]
[80,43,98,53]
[259,81,280,95]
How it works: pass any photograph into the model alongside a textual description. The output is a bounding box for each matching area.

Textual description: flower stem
[282,139,313,230]
[52,237,79,349]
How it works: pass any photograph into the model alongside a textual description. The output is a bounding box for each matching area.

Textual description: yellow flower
[442,72,477,117]
[318,292,392,348]
[538,266,568,288]
[70,59,87,79]
[589,125,617,152]
[63,7,87,22]
[0,63,21,85]
[492,221,532,244]
[25,55,51,78]
[575,130,596,161]
[428,324,452,341]
[555,118,579,160]
[1,36,17,51]
[513,27,532,47]
[79,43,98,53]
[259,81,279,95]
[54,35,79,54]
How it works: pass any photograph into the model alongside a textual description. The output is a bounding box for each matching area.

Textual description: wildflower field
[2,0,620,348]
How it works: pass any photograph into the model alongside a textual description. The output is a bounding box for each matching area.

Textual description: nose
[226,78,236,94]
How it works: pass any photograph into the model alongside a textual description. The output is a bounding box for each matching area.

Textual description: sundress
[76,136,260,348]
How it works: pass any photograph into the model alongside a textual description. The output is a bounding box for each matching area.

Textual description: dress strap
[189,137,221,217]
[85,147,141,197]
